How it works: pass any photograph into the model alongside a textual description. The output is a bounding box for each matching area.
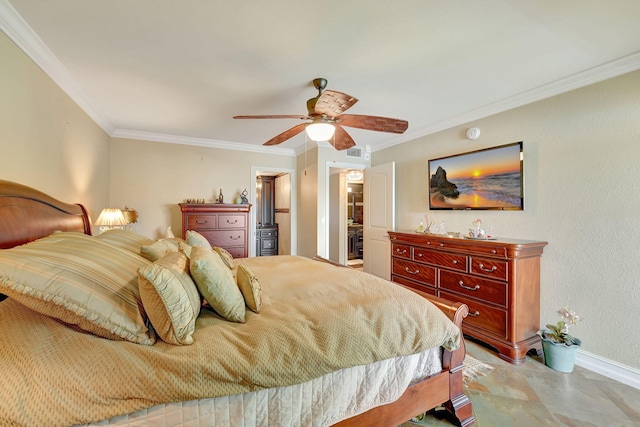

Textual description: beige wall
[109,138,295,239]
[374,70,640,369]
[296,147,319,258]
[0,32,110,224]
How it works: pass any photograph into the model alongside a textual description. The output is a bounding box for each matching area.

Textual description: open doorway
[327,165,365,269]
[251,166,297,257]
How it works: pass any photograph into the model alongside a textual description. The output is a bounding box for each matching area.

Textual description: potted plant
[539,306,582,373]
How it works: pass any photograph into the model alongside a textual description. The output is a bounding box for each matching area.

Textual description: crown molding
[374,51,640,152]
[111,129,296,156]
[0,0,114,134]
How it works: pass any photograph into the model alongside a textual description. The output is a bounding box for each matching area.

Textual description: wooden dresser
[179,203,252,258]
[388,231,547,364]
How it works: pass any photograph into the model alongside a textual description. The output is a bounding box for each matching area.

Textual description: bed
[0,179,474,427]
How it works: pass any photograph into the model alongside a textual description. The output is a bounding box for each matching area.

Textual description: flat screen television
[428,141,524,210]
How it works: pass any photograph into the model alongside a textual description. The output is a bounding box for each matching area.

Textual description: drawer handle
[439,243,444,247]
[491,249,497,254]
[459,281,480,291]
[468,310,480,317]
[226,219,238,224]
[452,260,458,265]
[478,263,497,272]
[404,267,419,275]
[396,248,407,255]
[195,220,208,224]
[230,235,241,240]
[426,241,431,245]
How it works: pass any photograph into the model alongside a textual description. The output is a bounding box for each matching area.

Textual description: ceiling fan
[233,78,408,150]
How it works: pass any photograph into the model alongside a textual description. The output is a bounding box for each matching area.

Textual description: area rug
[462,354,494,385]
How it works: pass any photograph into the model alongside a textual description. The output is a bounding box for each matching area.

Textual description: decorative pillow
[185,230,212,249]
[95,229,155,254]
[214,246,234,269]
[0,232,155,345]
[189,246,246,323]
[138,251,201,345]
[236,264,262,313]
[140,238,187,262]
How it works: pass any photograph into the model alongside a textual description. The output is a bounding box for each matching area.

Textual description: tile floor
[402,338,640,427]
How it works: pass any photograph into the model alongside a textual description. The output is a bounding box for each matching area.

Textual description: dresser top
[389,230,547,258]
[179,203,252,213]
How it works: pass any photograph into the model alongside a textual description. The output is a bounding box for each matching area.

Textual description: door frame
[323,161,365,261]
[250,166,297,257]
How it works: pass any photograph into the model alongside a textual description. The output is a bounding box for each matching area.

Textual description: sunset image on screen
[429,142,523,210]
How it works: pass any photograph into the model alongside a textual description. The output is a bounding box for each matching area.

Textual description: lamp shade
[121,206,138,224]
[94,208,127,227]
[305,118,335,141]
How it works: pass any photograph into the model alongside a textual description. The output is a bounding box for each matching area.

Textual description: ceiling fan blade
[234,115,308,119]
[263,123,307,146]
[314,90,358,117]
[332,124,356,151]
[339,114,408,134]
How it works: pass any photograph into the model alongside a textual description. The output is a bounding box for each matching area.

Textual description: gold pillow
[140,238,186,262]
[185,230,212,249]
[189,246,246,323]
[236,264,262,313]
[96,229,155,254]
[0,232,155,345]
[214,246,234,269]
[138,252,201,345]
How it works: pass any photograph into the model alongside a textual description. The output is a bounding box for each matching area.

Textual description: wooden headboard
[0,180,92,250]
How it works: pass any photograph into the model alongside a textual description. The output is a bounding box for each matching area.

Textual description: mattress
[83,346,442,427]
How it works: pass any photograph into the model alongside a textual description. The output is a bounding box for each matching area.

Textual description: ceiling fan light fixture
[305,119,335,141]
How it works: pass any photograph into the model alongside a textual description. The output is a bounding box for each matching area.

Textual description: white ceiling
[2,0,640,156]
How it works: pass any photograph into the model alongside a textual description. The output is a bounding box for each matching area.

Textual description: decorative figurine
[469,218,485,238]
[240,189,249,204]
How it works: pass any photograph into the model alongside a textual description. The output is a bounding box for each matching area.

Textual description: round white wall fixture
[466,127,481,140]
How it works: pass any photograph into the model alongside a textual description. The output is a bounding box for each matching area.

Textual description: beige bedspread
[0,255,460,427]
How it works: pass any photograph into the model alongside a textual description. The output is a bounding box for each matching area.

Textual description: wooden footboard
[313,257,474,426]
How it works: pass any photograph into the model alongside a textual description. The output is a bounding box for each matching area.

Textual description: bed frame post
[440,300,475,427]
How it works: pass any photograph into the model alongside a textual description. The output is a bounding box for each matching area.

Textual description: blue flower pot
[540,332,582,373]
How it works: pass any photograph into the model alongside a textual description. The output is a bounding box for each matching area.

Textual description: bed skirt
[82,347,442,427]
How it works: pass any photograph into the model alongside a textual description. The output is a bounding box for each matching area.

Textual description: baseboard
[576,349,640,390]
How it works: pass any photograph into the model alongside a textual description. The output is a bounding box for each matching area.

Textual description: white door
[363,162,395,279]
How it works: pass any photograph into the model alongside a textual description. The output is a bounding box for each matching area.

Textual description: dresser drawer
[440,291,508,339]
[470,257,508,281]
[260,229,278,237]
[392,276,437,296]
[199,230,246,247]
[392,259,436,286]
[187,214,217,229]
[440,270,507,307]
[225,246,246,258]
[392,243,411,259]
[218,214,246,229]
[465,243,508,258]
[413,248,467,272]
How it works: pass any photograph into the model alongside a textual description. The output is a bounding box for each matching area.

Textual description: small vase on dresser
[389,231,547,364]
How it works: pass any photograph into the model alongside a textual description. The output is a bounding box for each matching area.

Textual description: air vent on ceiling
[346,147,363,158]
